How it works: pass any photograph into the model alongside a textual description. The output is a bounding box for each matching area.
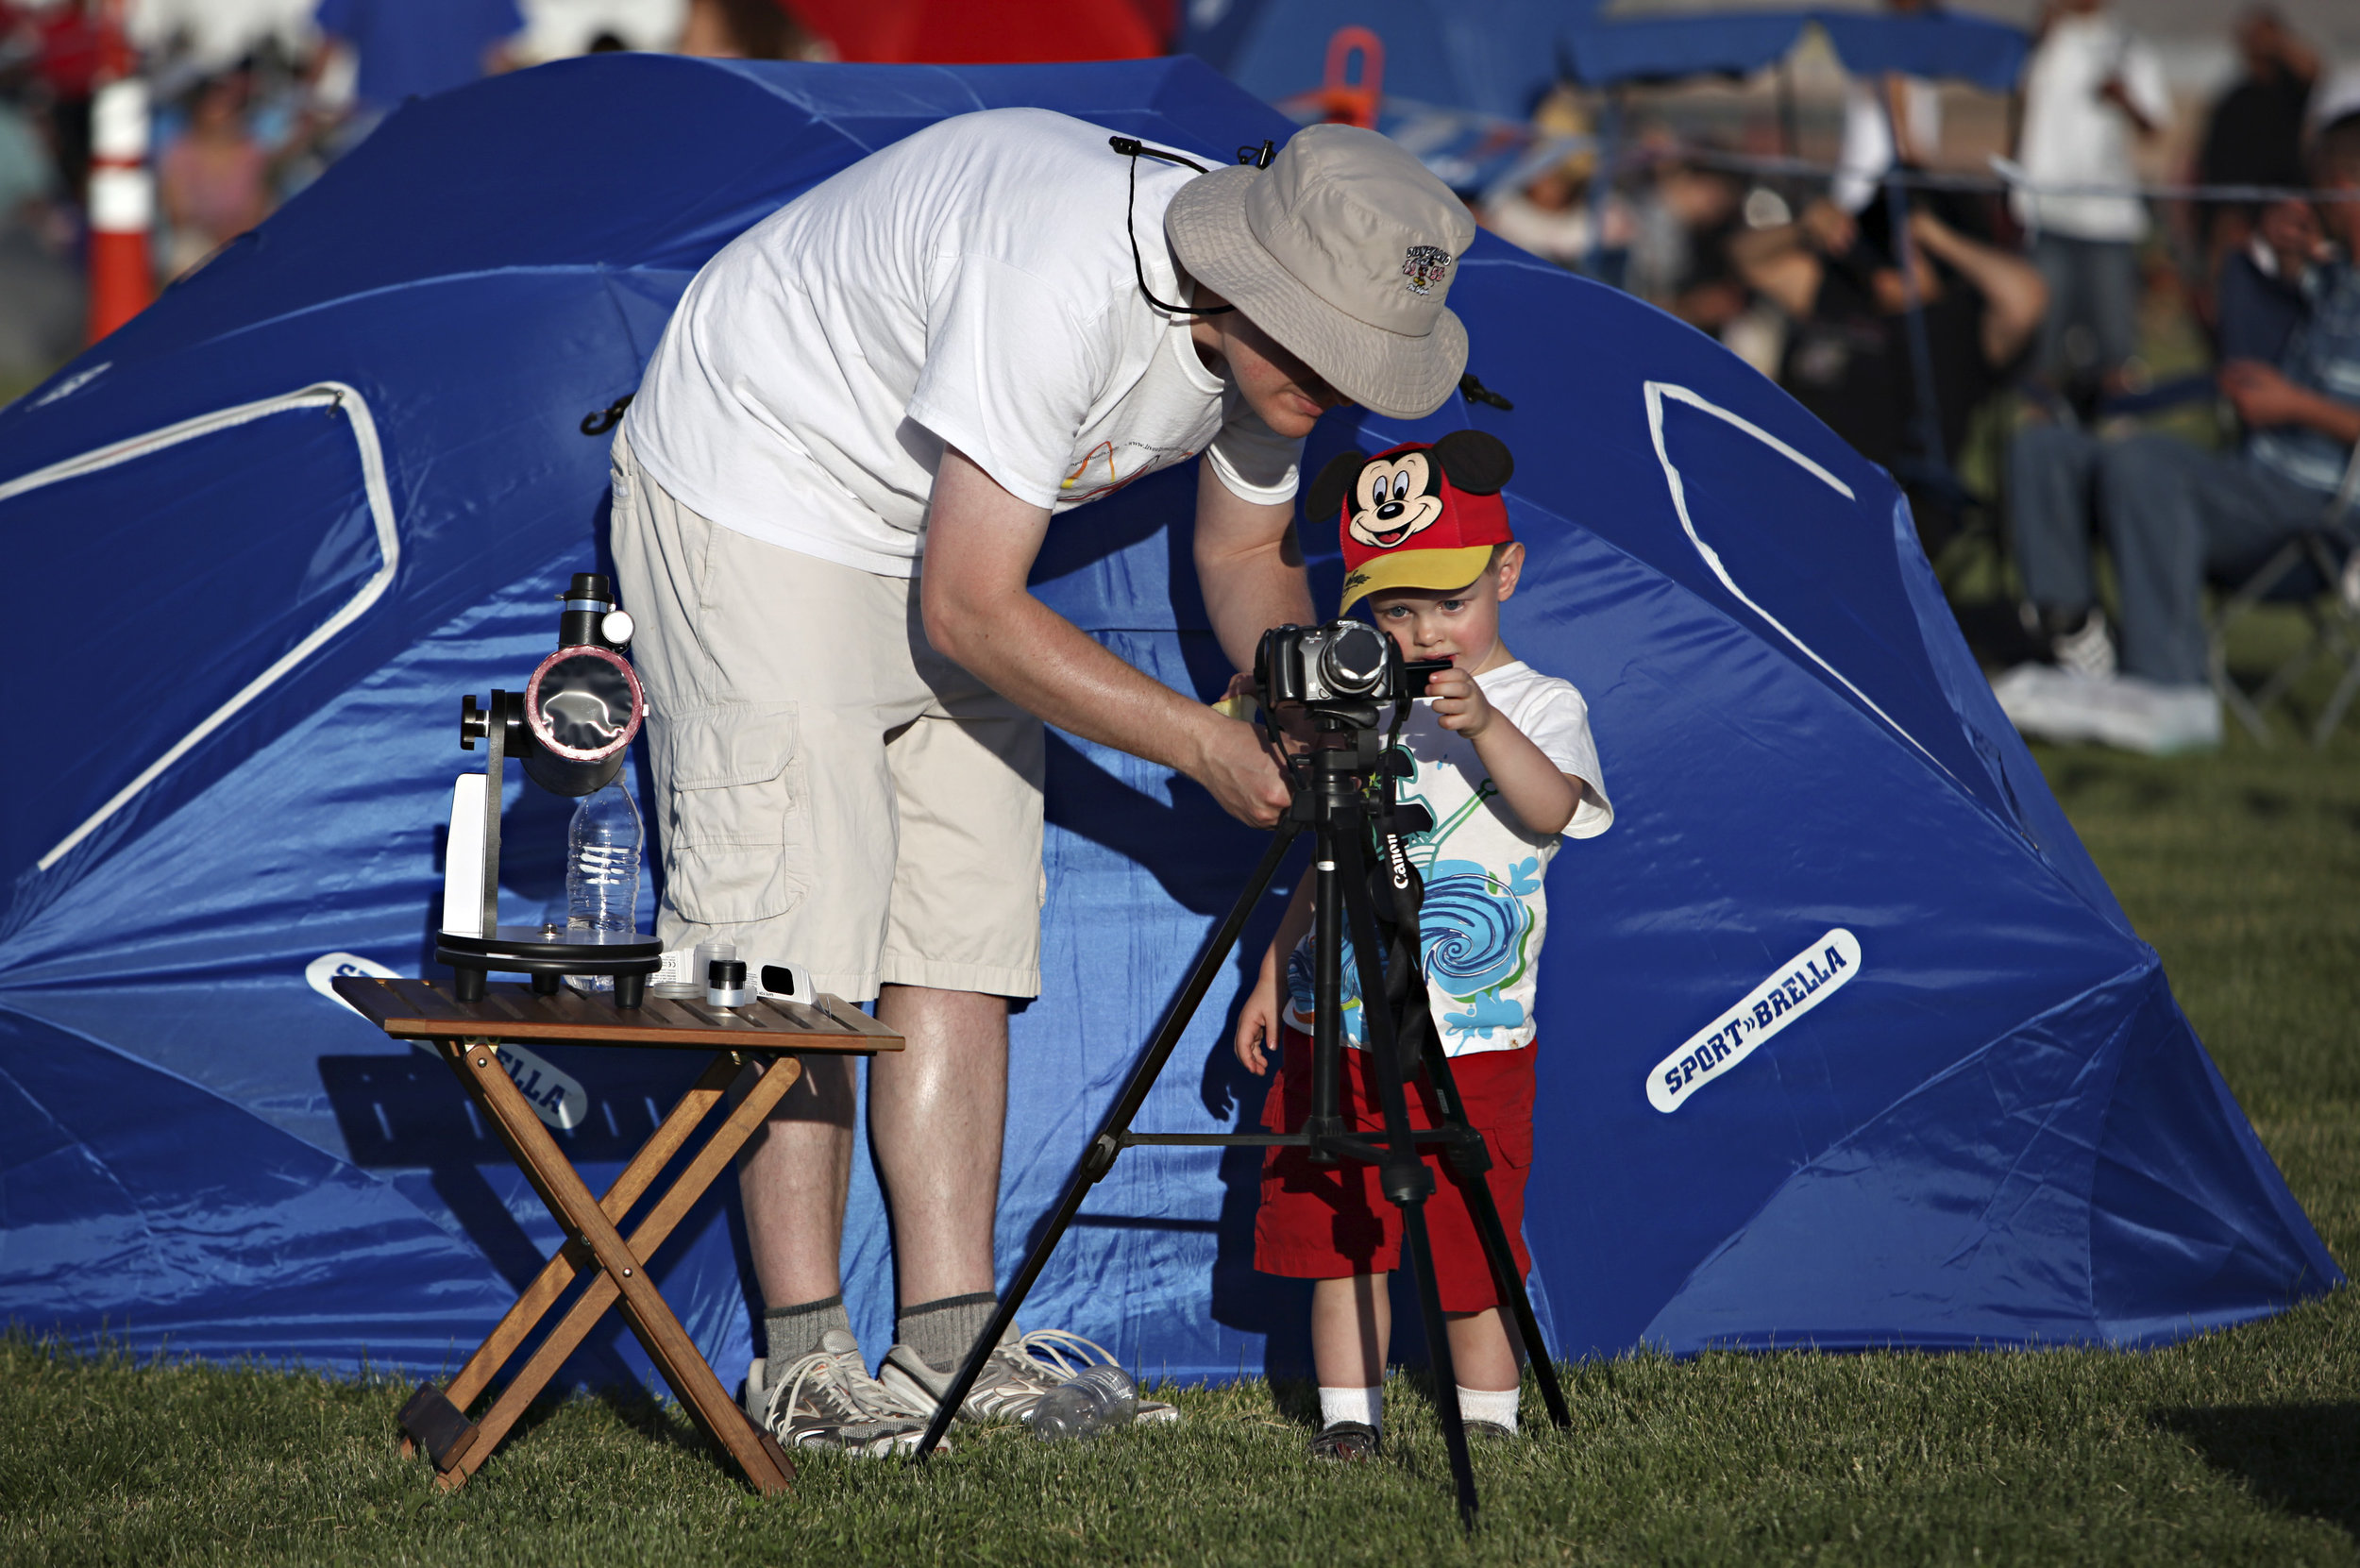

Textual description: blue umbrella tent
[0,54,2336,1389]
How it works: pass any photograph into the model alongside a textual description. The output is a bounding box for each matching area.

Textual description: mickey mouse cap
[1331,439,1515,614]
[1164,125,1475,421]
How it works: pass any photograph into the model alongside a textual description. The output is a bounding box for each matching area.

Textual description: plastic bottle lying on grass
[1029,1365,1138,1442]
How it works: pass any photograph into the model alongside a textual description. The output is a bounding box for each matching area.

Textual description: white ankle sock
[1318,1385,1382,1432]
[1457,1385,1519,1431]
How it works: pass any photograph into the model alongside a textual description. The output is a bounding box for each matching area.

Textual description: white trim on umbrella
[9,383,399,871]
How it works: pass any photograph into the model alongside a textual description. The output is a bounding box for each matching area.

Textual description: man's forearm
[1195,466,1314,671]
[2294,389,2360,447]
[1198,544,1314,671]
[928,581,1225,774]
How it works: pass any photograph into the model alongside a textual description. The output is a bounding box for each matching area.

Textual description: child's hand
[1235,955,1282,1075]
[1424,665,1494,738]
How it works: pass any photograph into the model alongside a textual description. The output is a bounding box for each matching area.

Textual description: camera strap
[1368,733,1435,1034]
[1106,134,1273,319]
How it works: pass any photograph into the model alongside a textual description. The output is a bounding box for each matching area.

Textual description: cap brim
[1338,544,1495,613]
[1167,166,1468,422]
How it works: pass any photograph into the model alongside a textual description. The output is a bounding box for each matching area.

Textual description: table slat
[333,977,896,1051]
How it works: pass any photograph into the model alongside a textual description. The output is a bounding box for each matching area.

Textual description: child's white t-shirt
[1284,661,1612,1057]
[623,108,1304,578]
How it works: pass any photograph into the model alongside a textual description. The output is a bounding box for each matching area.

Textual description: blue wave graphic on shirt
[1420,860,1533,998]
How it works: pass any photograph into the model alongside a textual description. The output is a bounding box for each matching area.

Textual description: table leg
[454,1040,796,1493]
[432,1053,805,1491]
[403,1047,746,1462]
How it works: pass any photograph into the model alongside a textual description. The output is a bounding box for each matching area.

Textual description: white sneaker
[1992,663,2108,743]
[1992,665,2220,755]
[756,1328,946,1457]
[2116,679,2223,755]
[878,1324,1181,1427]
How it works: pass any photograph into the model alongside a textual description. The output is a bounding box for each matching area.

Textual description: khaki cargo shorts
[607,431,1044,1002]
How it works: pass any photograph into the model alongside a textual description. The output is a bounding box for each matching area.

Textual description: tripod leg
[1418,1042,1572,1432]
[1398,1201,1479,1529]
[909,818,1303,1460]
[1334,832,1477,1528]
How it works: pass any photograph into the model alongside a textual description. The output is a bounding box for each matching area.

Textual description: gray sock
[899,1291,999,1373]
[763,1293,850,1366]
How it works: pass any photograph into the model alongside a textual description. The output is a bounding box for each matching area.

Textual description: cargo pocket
[656,701,807,925]
[1486,1122,1534,1171]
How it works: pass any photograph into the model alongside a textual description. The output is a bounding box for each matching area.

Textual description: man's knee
[2093,434,2210,516]
[2009,419,2094,483]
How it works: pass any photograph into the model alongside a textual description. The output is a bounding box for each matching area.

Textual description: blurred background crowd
[3,0,2357,746]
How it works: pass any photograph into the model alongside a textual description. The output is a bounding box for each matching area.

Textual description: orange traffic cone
[85,45,154,342]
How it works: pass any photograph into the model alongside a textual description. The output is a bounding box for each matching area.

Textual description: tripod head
[1249,619,1449,782]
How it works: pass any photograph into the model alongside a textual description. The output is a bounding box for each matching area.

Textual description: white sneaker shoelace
[953,1327,1118,1421]
[765,1335,934,1450]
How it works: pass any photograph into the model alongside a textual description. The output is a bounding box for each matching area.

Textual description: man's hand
[2220,361,2306,427]
[1800,199,1856,258]
[1192,716,1294,828]
[1423,665,1497,739]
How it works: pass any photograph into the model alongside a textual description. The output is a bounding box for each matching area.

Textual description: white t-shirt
[1833,76,1940,215]
[1285,662,1613,1058]
[2011,12,2171,244]
[624,108,1305,577]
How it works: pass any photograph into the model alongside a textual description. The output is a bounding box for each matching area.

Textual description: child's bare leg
[1307,1274,1390,1453]
[1444,1307,1519,1391]
[1310,1273,1391,1387]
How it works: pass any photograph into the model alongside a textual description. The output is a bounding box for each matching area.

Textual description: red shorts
[1253,1024,1534,1313]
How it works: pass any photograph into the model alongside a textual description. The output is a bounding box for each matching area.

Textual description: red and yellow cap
[1306,430,1517,613]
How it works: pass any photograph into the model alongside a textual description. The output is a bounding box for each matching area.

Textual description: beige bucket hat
[1165,124,1475,421]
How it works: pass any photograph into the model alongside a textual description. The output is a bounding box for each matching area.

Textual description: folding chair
[2206,443,2360,750]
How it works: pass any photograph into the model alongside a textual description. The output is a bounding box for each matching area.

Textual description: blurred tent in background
[1185,0,1575,124]
[1187,0,2026,194]
[0,54,2336,1395]
[1186,0,2024,114]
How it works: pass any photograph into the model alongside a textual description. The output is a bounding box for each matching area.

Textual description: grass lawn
[6,612,2356,1567]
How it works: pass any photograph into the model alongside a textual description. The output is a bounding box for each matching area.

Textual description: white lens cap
[601,609,635,645]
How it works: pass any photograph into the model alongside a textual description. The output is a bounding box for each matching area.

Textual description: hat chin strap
[1107,135,1273,320]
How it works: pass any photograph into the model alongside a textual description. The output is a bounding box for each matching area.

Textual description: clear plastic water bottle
[1028,1364,1138,1442]
[565,781,642,992]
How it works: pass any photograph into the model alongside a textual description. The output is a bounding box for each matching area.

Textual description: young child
[1234,430,1612,1460]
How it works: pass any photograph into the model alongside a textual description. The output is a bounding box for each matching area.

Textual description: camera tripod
[913,702,1570,1526]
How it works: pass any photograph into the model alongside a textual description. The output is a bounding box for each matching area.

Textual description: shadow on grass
[2153,1402,2360,1541]
[474,1381,721,1470]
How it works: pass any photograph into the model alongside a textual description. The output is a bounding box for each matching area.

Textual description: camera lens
[1318,622,1389,697]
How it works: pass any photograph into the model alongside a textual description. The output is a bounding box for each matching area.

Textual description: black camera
[1255,620,1449,714]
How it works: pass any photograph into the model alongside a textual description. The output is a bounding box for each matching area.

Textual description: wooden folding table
[334,976,902,1494]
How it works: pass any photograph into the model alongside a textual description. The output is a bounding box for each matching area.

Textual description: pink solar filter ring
[523,643,645,762]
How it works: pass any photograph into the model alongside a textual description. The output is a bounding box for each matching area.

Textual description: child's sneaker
[1308,1420,1381,1460]
[878,1324,1180,1426]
